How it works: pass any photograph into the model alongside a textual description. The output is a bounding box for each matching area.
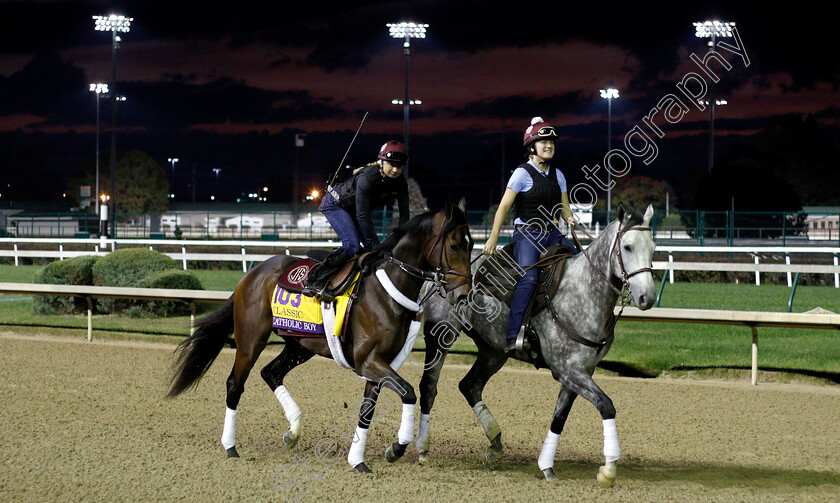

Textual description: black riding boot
[304,248,352,296]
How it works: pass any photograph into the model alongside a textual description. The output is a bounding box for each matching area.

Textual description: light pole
[212,168,221,201]
[694,20,735,174]
[387,21,428,180]
[93,13,132,226]
[89,83,109,215]
[168,157,179,177]
[599,88,619,221]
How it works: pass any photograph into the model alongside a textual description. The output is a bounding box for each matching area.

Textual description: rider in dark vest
[304,140,410,296]
[483,117,579,353]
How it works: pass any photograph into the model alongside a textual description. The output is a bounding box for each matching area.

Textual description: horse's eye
[624,245,631,252]
[449,243,458,252]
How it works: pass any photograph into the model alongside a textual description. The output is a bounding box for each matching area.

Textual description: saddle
[474,242,574,368]
[277,250,372,301]
[474,242,574,312]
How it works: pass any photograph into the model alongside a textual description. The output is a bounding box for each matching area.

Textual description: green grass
[2,264,839,380]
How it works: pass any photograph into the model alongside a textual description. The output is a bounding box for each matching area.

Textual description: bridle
[572,219,653,306]
[543,219,653,349]
[384,211,473,305]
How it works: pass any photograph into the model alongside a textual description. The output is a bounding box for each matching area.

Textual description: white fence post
[668,252,674,284]
[754,256,760,286]
[785,253,792,287]
[182,245,187,270]
[241,247,247,272]
[14,243,18,266]
[835,254,839,289]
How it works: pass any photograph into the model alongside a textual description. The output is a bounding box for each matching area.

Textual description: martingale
[271,272,360,337]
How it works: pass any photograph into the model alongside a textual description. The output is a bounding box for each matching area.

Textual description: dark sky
[1,0,837,211]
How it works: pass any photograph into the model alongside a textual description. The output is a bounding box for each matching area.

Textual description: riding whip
[325,111,369,200]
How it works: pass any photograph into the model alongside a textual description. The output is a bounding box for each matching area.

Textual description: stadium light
[387,21,428,179]
[694,20,735,174]
[391,99,422,105]
[93,13,133,228]
[599,88,619,221]
[89,83,109,215]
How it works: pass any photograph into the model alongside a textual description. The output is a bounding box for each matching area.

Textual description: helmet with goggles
[522,116,557,148]
[378,140,408,165]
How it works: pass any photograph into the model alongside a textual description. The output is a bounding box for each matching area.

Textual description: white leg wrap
[472,401,502,441]
[221,407,237,450]
[390,320,421,372]
[347,426,369,468]
[603,418,620,462]
[415,413,431,453]
[275,385,302,439]
[397,403,415,445]
[537,430,561,471]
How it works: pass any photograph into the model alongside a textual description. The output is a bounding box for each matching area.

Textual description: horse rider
[304,140,410,296]
[483,116,579,353]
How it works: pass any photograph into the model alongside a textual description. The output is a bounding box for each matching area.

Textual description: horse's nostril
[639,294,646,306]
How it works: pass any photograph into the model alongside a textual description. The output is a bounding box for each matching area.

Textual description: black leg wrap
[225,446,239,458]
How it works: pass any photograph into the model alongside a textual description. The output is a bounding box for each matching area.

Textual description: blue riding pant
[505,227,579,339]
[320,193,364,256]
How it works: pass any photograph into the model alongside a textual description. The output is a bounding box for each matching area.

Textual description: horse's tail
[167,295,235,397]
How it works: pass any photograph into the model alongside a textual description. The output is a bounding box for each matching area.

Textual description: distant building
[803,206,839,240]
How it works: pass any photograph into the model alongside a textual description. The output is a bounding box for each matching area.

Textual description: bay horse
[415,204,656,486]
[167,201,473,473]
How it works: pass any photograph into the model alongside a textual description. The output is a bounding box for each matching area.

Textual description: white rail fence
[3,239,838,286]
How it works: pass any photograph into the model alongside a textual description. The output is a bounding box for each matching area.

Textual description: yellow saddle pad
[271,273,359,336]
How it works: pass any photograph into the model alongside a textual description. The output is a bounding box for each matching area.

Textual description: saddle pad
[272,272,360,337]
[277,258,317,292]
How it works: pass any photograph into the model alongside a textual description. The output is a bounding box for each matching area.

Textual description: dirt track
[1,331,839,502]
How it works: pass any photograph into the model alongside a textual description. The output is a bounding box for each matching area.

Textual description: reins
[382,211,473,308]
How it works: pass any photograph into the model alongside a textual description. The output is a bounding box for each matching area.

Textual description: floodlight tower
[694,20,735,174]
[387,21,428,179]
[93,13,132,225]
[89,83,109,215]
[599,88,619,220]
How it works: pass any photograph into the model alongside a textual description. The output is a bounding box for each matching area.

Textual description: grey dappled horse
[415,204,656,486]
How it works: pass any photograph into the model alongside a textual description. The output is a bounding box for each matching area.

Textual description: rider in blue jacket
[483,117,578,353]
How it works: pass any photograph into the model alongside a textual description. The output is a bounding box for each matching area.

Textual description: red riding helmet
[522,116,558,147]
[378,140,408,165]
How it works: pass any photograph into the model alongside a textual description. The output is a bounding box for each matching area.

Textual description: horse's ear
[643,204,654,225]
[457,197,467,214]
[616,203,626,223]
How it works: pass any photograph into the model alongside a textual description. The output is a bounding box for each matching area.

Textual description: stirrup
[515,326,527,352]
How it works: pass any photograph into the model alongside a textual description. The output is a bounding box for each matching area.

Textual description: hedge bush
[33,255,98,314]
[125,269,204,318]
[91,247,200,314]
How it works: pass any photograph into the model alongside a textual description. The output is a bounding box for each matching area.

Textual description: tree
[115,150,169,214]
[593,175,666,212]
[406,177,428,212]
[755,114,840,205]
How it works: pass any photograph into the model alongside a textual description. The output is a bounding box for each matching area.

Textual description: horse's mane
[370,204,468,261]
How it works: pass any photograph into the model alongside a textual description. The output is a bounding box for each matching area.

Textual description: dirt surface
[2,331,839,503]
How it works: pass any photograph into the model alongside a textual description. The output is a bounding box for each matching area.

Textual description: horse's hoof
[484,449,502,464]
[417,451,430,464]
[542,468,557,481]
[596,463,617,487]
[354,462,372,473]
[225,446,239,458]
[283,429,299,449]
[484,433,503,464]
[385,442,407,463]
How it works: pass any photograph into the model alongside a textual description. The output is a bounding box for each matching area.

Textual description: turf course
[1,264,838,380]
